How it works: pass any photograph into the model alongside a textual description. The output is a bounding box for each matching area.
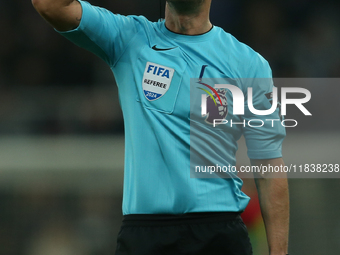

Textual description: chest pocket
[135,45,188,114]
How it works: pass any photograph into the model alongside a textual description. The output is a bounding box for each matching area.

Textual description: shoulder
[213,26,271,77]
[80,0,151,29]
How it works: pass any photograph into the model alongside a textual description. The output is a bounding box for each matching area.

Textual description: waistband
[122,212,242,227]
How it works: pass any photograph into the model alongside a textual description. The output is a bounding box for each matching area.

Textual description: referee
[32,0,289,254]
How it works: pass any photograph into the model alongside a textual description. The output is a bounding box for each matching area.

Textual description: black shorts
[115,212,253,255]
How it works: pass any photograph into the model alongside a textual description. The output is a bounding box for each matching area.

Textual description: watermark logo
[196,66,312,128]
[200,84,312,128]
[201,85,311,117]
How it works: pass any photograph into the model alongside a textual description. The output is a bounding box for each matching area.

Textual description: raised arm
[31,0,82,31]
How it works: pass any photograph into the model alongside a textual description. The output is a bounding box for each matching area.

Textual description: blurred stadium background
[0,0,340,254]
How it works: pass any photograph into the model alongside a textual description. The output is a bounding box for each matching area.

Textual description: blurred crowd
[0,0,339,134]
[0,189,123,255]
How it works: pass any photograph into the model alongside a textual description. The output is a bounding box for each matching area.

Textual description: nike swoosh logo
[152,45,177,51]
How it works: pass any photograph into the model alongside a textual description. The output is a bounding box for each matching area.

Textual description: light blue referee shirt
[59,1,286,215]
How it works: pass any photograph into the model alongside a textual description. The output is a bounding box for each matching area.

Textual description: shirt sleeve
[57,0,140,67]
[242,54,286,160]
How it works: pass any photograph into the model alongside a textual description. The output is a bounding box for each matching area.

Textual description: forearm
[32,0,76,7]
[32,0,75,13]
[252,158,289,255]
[31,0,81,31]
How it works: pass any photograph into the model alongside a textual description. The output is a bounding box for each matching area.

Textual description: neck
[165,1,212,35]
